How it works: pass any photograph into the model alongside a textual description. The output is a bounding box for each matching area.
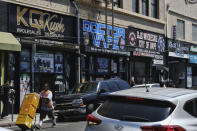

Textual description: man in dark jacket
[1,80,12,118]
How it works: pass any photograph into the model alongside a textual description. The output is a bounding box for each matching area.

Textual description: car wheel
[86,104,94,114]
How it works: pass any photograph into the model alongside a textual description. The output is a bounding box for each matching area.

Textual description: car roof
[111,87,197,103]
[133,83,160,87]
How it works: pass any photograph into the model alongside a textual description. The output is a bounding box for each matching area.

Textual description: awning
[0,32,21,51]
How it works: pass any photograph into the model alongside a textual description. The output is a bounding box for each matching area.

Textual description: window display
[96,57,109,74]
[20,50,30,72]
[34,52,54,73]
[55,53,63,73]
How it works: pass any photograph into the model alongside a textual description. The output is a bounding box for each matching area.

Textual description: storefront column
[1,52,4,85]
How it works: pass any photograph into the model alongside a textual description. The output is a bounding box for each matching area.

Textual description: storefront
[126,27,165,84]
[8,4,78,109]
[188,45,197,88]
[168,39,189,88]
[81,20,130,82]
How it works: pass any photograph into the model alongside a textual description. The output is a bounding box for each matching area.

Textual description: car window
[75,82,98,93]
[115,80,130,90]
[106,81,120,92]
[99,82,110,92]
[184,99,197,117]
[97,96,175,122]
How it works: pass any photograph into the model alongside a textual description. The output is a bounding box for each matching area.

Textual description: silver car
[85,88,197,131]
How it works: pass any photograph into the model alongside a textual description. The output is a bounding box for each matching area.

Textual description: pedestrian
[130,76,135,87]
[1,80,12,119]
[159,81,166,88]
[38,83,56,129]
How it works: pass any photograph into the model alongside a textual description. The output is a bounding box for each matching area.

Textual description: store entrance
[35,73,54,92]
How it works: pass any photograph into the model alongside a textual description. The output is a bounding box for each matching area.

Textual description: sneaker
[52,123,56,127]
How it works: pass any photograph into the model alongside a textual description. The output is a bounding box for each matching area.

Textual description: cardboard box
[23,93,40,108]
[16,114,33,129]
[19,104,36,119]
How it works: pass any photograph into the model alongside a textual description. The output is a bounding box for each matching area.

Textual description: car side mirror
[98,89,106,94]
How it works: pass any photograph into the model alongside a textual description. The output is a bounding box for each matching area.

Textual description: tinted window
[115,80,130,90]
[75,82,98,93]
[98,96,175,122]
[184,99,197,117]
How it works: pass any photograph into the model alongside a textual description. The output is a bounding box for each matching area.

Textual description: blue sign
[83,20,125,50]
[189,54,197,63]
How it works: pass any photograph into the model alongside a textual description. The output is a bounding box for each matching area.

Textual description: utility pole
[72,0,81,87]
[105,0,108,47]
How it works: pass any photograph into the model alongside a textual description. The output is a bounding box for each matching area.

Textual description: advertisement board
[96,58,109,74]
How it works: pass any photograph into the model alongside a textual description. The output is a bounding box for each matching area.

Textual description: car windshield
[74,82,98,93]
[97,96,175,122]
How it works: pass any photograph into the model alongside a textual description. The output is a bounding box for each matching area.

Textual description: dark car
[54,78,130,120]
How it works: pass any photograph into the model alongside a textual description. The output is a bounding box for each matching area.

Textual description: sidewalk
[0,113,50,128]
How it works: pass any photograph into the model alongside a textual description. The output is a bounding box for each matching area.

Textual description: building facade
[0,0,167,111]
[166,0,197,88]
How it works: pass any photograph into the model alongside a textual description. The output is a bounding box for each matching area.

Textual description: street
[6,121,86,131]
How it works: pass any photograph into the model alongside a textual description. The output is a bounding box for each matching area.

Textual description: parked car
[132,83,160,88]
[85,87,197,131]
[54,78,130,120]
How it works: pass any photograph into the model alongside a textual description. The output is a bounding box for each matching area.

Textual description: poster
[20,74,30,107]
[34,52,54,73]
[96,58,109,74]
[55,53,63,73]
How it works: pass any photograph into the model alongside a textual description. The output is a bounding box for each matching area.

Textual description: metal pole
[72,1,81,86]
[32,43,36,92]
[112,0,114,46]
[105,0,108,47]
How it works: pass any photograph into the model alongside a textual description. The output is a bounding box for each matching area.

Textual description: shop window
[177,19,185,39]
[142,0,148,16]
[20,50,30,72]
[55,53,63,73]
[111,59,118,74]
[119,58,125,72]
[96,57,109,74]
[34,52,54,73]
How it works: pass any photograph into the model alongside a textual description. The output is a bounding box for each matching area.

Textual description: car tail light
[141,125,186,131]
[86,114,102,125]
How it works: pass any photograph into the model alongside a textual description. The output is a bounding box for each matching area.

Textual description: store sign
[82,20,126,50]
[126,27,165,52]
[168,39,189,59]
[9,5,74,38]
[190,45,197,53]
[189,54,197,63]
[126,27,165,65]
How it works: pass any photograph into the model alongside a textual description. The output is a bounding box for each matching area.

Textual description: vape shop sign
[126,27,165,65]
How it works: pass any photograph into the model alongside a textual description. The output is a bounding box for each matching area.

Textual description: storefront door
[35,74,54,92]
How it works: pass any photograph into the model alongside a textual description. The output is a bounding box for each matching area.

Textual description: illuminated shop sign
[9,5,74,38]
[82,20,126,50]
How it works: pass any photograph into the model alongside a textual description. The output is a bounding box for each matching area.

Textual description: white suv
[85,88,197,131]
